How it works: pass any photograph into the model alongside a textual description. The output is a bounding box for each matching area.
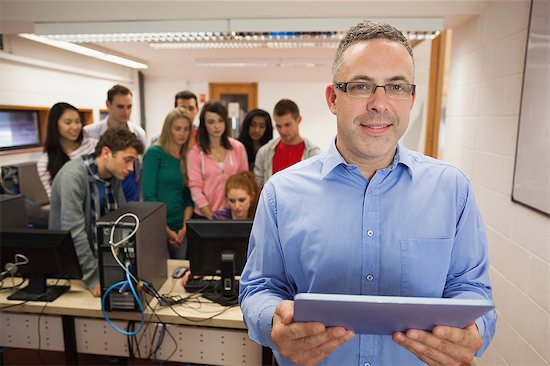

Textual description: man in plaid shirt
[49,128,144,297]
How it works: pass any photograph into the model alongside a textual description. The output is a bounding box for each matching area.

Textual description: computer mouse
[172,266,188,279]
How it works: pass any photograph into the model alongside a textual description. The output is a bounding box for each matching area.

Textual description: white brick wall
[444,2,550,365]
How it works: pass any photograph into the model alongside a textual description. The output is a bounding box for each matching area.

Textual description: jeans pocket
[400,238,454,297]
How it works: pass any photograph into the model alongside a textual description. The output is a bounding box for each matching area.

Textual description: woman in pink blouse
[37,102,97,199]
[187,101,248,218]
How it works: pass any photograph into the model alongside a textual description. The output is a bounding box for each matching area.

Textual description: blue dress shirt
[239,140,497,366]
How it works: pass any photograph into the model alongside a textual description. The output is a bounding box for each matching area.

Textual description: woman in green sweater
[142,107,194,258]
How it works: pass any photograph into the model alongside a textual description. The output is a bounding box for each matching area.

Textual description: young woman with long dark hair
[37,102,97,198]
[187,101,248,219]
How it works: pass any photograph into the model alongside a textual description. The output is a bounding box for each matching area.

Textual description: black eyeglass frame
[333,82,416,98]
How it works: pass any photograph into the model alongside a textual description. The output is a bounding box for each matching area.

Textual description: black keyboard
[184,277,220,293]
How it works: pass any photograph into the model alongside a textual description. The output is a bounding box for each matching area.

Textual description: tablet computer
[293,293,494,335]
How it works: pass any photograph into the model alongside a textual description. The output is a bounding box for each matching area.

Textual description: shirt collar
[320,139,415,179]
[83,154,112,185]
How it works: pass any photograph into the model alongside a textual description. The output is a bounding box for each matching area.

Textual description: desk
[0,260,266,365]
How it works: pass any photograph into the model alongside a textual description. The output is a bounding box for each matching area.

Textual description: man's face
[106,94,132,124]
[326,38,415,166]
[176,98,199,121]
[103,147,138,180]
[274,113,301,145]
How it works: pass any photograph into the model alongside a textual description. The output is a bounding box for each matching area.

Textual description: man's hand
[89,284,101,297]
[271,300,354,366]
[393,322,482,366]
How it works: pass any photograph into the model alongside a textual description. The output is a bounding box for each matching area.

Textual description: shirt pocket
[400,238,454,297]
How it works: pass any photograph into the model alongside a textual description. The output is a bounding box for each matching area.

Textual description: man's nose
[367,87,389,112]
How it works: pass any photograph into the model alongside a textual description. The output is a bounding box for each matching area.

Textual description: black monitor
[0,228,83,302]
[186,219,253,305]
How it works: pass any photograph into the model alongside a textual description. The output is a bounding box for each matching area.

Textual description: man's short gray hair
[332,20,414,81]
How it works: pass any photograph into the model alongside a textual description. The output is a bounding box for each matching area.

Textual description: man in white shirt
[84,84,147,201]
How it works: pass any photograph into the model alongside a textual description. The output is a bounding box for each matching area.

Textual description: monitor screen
[186,219,253,277]
[0,109,41,151]
[0,228,83,301]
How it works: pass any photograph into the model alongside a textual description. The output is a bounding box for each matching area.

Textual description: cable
[0,277,25,290]
[108,213,140,248]
[110,245,139,284]
[36,279,61,366]
[100,270,145,336]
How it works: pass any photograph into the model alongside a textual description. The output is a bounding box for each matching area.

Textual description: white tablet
[293,293,494,335]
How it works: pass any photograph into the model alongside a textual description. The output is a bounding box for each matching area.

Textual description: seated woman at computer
[142,107,194,259]
[187,101,248,219]
[37,102,97,198]
[213,171,259,220]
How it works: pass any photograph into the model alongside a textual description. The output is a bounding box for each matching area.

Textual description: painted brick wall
[443,2,550,365]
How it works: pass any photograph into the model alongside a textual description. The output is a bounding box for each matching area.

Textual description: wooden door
[209,83,258,137]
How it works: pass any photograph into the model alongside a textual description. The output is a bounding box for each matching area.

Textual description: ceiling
[0,0,493,80]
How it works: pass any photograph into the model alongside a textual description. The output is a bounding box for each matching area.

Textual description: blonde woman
[142,107,194,258]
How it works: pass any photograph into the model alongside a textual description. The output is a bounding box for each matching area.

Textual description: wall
[0,35,140,166]
[443,2,550,365]
[144,39,431,153]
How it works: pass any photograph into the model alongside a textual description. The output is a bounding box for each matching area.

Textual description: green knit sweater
[142,145,193,231]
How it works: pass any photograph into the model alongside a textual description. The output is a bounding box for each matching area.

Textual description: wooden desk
[0,260,264,365]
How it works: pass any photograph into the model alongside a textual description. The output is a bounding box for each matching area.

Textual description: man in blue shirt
[239,20,496,366]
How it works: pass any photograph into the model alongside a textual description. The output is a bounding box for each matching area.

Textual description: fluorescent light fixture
[18,33,148,69]
[195,58,332,68]
[42,31,345,44]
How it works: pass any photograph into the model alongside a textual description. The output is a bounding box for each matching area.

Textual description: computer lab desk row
[0,260,270,366]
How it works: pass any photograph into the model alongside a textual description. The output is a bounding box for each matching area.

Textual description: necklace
[211,147,226,162]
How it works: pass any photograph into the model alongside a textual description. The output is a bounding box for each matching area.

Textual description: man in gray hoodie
[49,128,144,297]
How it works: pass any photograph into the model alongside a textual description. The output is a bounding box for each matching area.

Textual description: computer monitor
[0,109,40,151]
[0,228,83,302]
[186,219,253,305]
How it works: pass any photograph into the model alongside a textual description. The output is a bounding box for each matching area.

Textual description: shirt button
[367,229,374,237]
[364,363,371,366]
[366,274,374,281]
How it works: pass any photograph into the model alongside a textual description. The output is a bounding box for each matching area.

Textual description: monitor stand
[199,250,240,306]
[7,273,70,302]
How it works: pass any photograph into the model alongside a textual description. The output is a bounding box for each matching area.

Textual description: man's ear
[296,115,302,125]
[106,100,111,110]
[101,146,112,158]
[325,84,337,115]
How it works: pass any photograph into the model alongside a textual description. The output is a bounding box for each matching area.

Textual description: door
[209,83,258,137]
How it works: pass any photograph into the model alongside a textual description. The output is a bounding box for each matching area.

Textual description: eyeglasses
[334,82,416,99]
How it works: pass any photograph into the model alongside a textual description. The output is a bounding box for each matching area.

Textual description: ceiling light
[18,33,148,69]
[40,30,438,48]
[195,58,332,68]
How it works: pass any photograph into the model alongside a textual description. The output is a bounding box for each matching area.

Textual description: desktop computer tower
[0,194,27,229]
[97,201,168,311]
[1,162,49,205]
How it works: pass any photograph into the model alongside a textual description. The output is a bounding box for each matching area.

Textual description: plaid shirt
[82,154,119,250]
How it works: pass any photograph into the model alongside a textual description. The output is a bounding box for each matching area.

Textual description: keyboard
[184,277,220,293]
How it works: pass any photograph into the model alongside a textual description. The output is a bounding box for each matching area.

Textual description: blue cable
[100,264,145,335]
